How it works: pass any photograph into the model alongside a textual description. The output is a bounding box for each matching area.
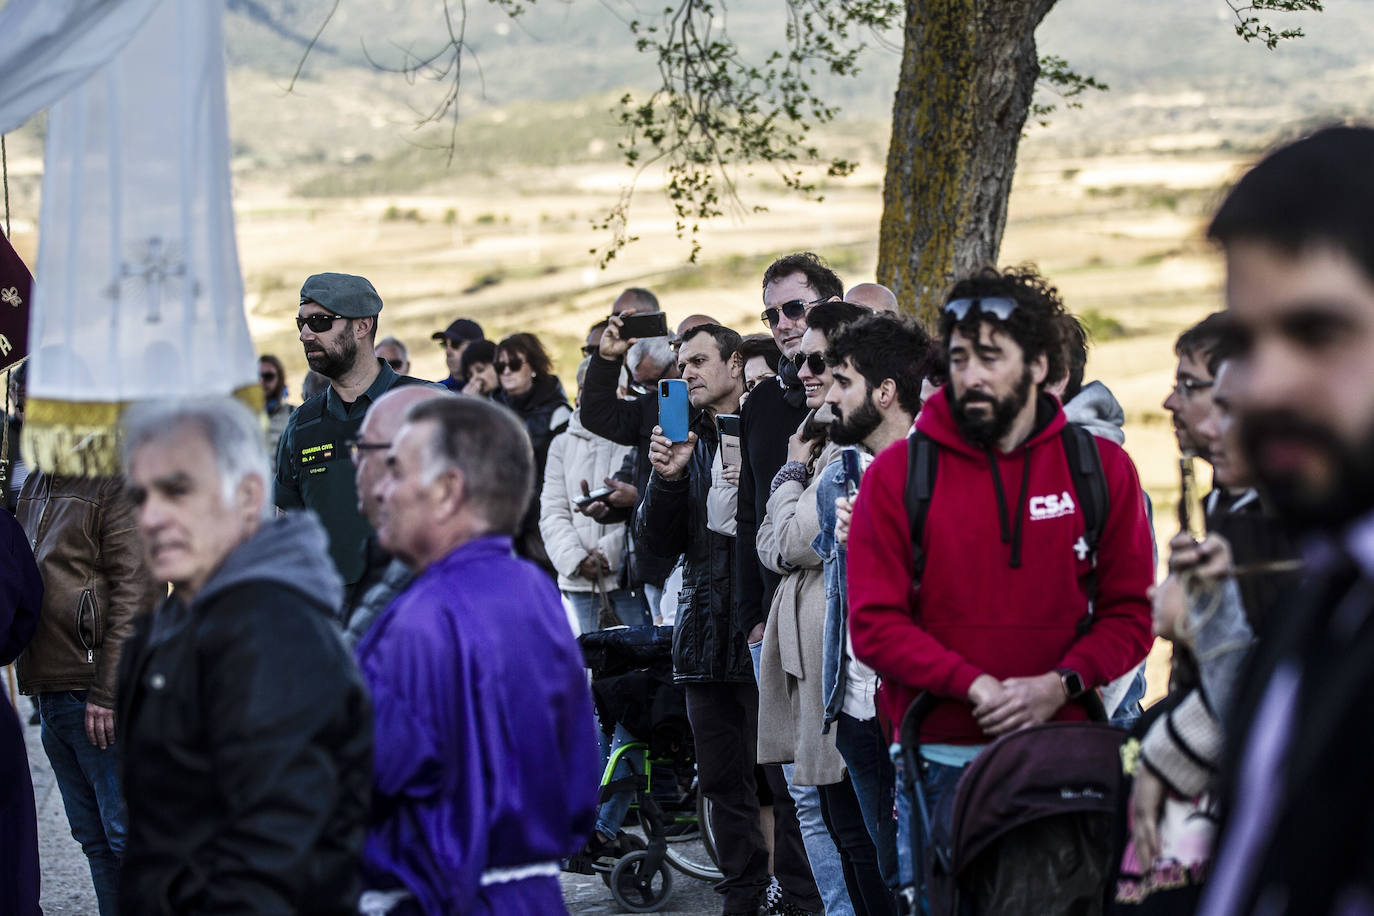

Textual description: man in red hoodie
[847,265,1154,898]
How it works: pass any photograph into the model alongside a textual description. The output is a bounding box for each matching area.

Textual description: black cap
[432,318,484,343]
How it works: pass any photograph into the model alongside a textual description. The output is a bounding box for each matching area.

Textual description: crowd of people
[2,123,1373,916]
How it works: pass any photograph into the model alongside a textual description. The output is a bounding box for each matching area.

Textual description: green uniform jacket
[274,359,432,588]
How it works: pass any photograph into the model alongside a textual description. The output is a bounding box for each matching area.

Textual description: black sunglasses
[344,437,391,462]
[260,371,278,382]
[761,296,827,328]
[296,313,347,333]
[942,296,1019,321]
[385,358,405,371]
[580,344,598,357]
[792,351,827,375]
[494,355,525,374]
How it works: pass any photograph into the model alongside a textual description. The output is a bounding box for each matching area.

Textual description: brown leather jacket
[15,473,160,708]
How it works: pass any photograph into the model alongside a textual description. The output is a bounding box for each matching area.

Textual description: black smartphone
[618,311,670,340]
[800,409,828,443]
[716,414,741,469]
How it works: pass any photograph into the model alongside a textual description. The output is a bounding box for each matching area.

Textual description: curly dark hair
[804,301,870,338]
[496,332,553,377]
[761,252,844,301]
[938,265,1067,388]
[826,314,932,417]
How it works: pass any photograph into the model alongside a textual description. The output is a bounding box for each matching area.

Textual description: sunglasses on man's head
[792,351,827,375]
[494,356,525,374]
[942,296,1019,322]
[761,296,827,329]
[296,313,346,333]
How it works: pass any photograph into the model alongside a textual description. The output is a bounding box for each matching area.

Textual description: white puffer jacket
[538,410,634,594]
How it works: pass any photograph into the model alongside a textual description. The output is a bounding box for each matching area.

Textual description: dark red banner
[0,232,31,372]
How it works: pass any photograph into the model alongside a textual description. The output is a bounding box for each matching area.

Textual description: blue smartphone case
[659,379,690,442]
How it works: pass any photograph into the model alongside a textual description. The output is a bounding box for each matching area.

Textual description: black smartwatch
[1056,668,1086,700]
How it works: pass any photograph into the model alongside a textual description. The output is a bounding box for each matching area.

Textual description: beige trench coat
[754,435,845,787]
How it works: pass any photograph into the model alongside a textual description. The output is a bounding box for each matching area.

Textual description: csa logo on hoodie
[1029,491,1076,521]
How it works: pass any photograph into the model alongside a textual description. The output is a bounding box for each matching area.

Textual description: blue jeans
[595,723,641,838]
[836,713,899,888]
[751,639,853,916]
[566,587,651,635]
[40,690,126,916]
[891,745,965,916]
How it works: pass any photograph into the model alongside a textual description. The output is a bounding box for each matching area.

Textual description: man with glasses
[431,317,485,390]
[341,384,452,644]
[847,267,1153,906]
[735,252,844,915]
[375,336,411,375]
[1162,312,1229,457]
[275,273,433,603]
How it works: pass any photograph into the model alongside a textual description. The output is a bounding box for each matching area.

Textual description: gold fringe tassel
[23,385,265,477]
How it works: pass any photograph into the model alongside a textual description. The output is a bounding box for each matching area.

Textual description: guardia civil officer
[275,273,432,602]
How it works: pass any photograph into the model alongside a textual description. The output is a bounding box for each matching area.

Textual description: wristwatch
[1055,668,1086,700]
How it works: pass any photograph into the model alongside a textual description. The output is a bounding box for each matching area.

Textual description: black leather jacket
[634,417,752,684]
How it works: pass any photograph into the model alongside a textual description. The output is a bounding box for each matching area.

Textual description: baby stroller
[572,625,722,913]
[899,691,1128,916]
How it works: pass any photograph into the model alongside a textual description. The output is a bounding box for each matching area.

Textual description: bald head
[845,283,899,314]
[355,386,450,524]
[676,314,719,338]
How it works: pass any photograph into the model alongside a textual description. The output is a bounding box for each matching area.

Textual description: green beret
[299,273,382,318]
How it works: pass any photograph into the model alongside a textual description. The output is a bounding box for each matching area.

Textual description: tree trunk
[877,0,1057,322]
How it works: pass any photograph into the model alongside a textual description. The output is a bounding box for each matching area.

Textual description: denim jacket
[813,452,872,731]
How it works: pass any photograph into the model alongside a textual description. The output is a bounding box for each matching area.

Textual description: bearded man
[274,273,430,601]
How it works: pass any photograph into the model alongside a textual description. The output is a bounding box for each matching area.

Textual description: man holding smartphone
[638,325,787,916]
[735,252,844,915]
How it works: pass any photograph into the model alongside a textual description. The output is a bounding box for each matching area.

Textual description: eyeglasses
[942,296,1019,322]
[296,313,346,333]
[1172,377,1214,399]
[792,351,827,375]
[494,355,525,374]
[385,358,405,371]
[762,296,827,328]
[344,437,391,462]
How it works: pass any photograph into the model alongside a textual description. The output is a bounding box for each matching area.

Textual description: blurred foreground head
[122,397,270,595]
[1209,124,1374,530]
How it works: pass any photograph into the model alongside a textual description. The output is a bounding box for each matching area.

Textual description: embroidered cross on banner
[107,236,194,324]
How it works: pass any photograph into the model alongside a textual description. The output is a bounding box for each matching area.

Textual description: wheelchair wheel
[597,832,646,888]
[610,850,674,913]
[697,790,719,871]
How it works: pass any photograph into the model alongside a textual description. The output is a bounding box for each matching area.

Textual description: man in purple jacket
[356,395,600,915]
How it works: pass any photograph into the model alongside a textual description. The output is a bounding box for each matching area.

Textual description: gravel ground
[21,706,716,916]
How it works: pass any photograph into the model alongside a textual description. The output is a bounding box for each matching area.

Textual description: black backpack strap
[904,430,939,582]
[1060,423,1110,605]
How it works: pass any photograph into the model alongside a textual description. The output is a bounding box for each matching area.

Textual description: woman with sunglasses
[492,333,573,577]
[756,301,894,916]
